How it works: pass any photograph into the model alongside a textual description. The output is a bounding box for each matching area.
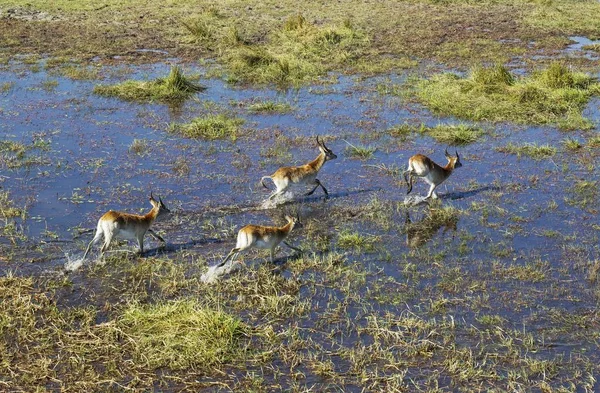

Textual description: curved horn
[445,147,450,158]
[316,135,323,147]
[455,149,459,158]
[150,191,154,200]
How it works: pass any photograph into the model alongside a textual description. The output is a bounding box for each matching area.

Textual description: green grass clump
[58,66,100,80]
[247,100,292,114]
[389,123,483,145]
[416,63,600,130]
[497,142,557,160]
[1,82,14,93]
[562,137,583,151]
[344,141,376,160]
[0,191,25,219]
[583,44,600,52]
[588,135,600,147]
[94,66,205,103]
[423,124,483,146]
[120,299,248,370]
[170,114,244,140]
[337,230,378,252]
[221,15,369,87]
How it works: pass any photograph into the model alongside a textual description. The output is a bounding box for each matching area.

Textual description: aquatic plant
[247,100,292,114]
[497,142,557,160]
[94,66,205,103]
[169,114,244,140]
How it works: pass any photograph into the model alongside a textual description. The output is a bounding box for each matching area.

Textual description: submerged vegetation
[416,63,600,130]
[94,66,205,103]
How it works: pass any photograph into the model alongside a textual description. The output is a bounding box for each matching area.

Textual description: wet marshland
[1,57,600,391]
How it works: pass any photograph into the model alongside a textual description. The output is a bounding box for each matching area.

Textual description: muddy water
[1,60,600,388]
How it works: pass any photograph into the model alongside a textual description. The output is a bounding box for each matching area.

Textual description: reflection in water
[404,205,459,248]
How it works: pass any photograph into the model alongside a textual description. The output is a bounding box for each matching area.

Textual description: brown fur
[82,194,170,261]
[261,136,337,200]
[403,150,462,199]
[217,215,302,268]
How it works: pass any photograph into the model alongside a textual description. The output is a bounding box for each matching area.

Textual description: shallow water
[1,60,600,390]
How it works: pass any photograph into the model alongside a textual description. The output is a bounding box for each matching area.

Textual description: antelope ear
[285,215,293,222]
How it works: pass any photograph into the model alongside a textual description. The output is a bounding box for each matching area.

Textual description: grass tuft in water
[416,63,600,130]
[389,123,483,145]
[0,191,25,219]
[247,100,292,114]
[120,299,248,370]
[170,114,244,140]
[1,82,14,93]
[424,124,483,146]
[129,139,149,155]
[94,66,205,103]
[344,140,376,160]
[497,142,557,160]
[562,137,583,151]
[337,230,378,252]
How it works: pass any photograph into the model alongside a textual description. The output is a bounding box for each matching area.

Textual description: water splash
[404,195,430,207]
[258,191,295,209]
[201,261,241,284]
[63,253,86,272]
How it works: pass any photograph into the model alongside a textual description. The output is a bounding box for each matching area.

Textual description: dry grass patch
[120,299,249,370]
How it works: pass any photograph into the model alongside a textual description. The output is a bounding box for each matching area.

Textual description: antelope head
[150,192,171,219]
[317,136,337,162]
[445,148,462,169]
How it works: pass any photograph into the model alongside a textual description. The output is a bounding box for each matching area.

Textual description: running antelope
[217,214,302,268]
[403,149,462,199]
[82,193,170,260]
[261,136,337,200]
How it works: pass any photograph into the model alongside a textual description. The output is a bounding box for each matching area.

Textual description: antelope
[217,214,302,269]
[82,193,171,260]
[261,136,337,200]
[403,148,462,199]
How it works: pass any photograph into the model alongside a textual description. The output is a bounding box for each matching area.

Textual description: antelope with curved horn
[82,193,171,260]
[261,136,337,200]
[403,148,462,199]
[217,214,302,269]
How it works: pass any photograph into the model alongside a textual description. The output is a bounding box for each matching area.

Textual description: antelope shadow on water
[404,205,459,249]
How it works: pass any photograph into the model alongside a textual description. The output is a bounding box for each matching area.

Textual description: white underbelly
[115,228,139,241]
